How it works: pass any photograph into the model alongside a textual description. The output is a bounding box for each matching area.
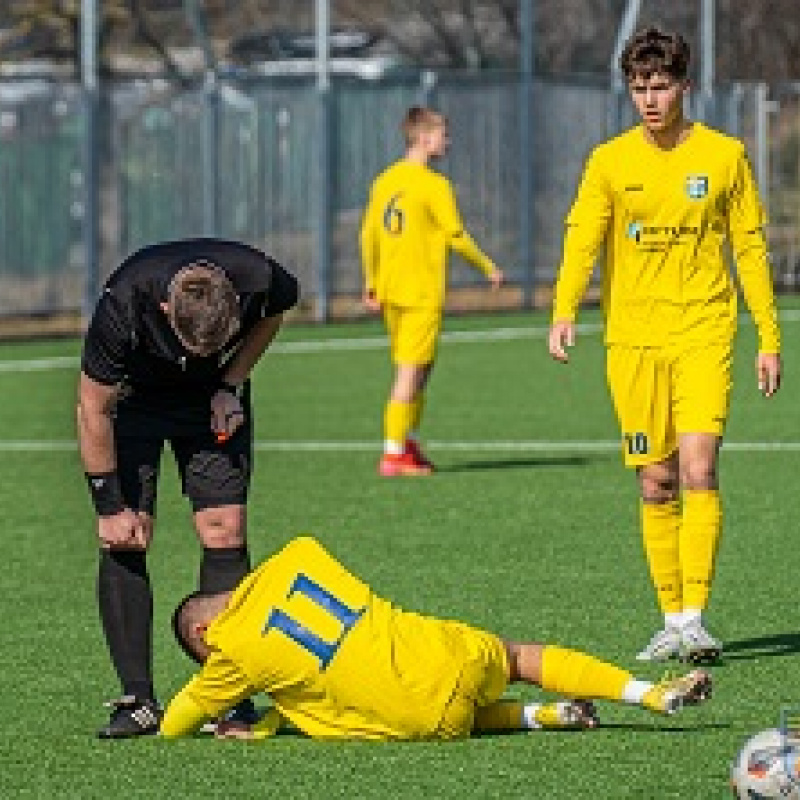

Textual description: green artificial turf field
[0,303,796,799]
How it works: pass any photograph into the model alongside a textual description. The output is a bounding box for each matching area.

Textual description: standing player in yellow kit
[361,107,504,477]
[160,536,712,741]
[548,27,782,663]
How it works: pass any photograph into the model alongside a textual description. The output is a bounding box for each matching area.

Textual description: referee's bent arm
[77,372,121,475]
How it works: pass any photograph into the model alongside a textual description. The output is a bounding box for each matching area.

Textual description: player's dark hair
[402,106,446,147]
[172,592,205,663]
[620,26,690,81]
[172,590,231,664]
[166,260,240,355]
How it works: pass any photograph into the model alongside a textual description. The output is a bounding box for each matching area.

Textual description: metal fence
[0,72,798,321]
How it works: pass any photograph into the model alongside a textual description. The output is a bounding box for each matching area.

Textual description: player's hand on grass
[98,509,149,550]
[214,720,254,740]
[363,288,381,313]
[756,352,781,397]
[211,388,245,443]
[548,320,575,363]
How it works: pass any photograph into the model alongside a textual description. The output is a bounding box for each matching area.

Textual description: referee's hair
[402,106,446,147]
[620,26,690,82]
[167,260,240,355]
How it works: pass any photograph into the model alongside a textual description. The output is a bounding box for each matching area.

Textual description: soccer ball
[731,728,800,799]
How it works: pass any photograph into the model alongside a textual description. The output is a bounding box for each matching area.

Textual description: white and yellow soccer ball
[730,728,800,799]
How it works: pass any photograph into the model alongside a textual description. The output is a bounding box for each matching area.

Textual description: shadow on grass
[471,721,729,739]
[437,454,611,473]
[591,721,730,733]
[719,632,800,663]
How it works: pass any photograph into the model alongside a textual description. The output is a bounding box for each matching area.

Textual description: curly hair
[620,27,690,81]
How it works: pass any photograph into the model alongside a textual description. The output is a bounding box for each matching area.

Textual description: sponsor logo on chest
[685,174,709,200]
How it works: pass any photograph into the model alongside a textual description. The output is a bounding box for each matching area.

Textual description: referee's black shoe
[97,695,162,739]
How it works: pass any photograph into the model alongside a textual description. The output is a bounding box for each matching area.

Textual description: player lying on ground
[160,537,712,740]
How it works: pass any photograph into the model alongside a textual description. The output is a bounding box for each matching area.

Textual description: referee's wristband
[86,471,125,517]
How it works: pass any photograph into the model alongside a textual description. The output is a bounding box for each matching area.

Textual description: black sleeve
[262,262,300,318]
[80,291,131,386]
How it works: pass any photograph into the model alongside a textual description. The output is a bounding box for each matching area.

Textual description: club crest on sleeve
[685,174,709,200]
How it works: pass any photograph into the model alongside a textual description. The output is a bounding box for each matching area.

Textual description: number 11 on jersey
[263,574,365,669]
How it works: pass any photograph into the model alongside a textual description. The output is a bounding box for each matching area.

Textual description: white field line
[1,308,799,371]
[1,439,799,453]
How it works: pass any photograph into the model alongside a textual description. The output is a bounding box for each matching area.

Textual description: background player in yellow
[160,535,711,741]
[548,27,782,664]
[360,106,504,477]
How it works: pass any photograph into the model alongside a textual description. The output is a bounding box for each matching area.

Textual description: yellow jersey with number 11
[160,536,508,740]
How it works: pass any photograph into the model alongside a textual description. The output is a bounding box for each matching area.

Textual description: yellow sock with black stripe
[473,701,525,732]
[641,499,682,614]
[408,395,425,442]
[680,489,722,610]
[383,401,414,454]
[540,645,631,702]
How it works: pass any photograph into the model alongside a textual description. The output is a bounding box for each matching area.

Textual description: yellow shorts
[434,624,509,740]
[383,304,441,365]
[606,341,732,467]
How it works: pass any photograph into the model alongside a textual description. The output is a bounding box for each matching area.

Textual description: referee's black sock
[97,549,155,702]
[198,546,251,594]
[198,545,256,722]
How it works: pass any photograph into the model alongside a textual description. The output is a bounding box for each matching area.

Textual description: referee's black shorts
[113,402,252,513]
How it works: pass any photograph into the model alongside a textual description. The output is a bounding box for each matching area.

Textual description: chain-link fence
[0,72,797,322]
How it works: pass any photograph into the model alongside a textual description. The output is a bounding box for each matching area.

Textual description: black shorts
[113,403,252,514]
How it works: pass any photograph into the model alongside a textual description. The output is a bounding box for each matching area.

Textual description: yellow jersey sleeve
[159,650,257,738]
[249,707,283,740]
[428,179,495,276]
[727,147,781,353]
[359,188,379,292]
[553,148,613,321]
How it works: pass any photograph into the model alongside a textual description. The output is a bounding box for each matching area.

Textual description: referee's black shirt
[81,238,299,414]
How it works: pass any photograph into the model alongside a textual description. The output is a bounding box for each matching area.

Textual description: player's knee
[505,641,544,683]
[680,460,717,490]
[195,506,246,548]
[638,470,678,502]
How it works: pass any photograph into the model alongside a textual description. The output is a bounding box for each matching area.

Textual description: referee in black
[78,238,299,738]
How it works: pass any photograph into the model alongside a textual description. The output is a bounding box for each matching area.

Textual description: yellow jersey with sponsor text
[553,123,780,351]
[360,160,495,309]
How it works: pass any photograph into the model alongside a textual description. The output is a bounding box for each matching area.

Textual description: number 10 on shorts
[625,432,649,456]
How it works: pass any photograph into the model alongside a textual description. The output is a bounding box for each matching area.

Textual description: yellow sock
[383,401,414,452]
[540,645,631,702]
[473,701,525,732]
[680,489,722,610]
[641,499,682,614]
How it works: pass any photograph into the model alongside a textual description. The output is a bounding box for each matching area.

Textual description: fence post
[81,0,100,319]
[519,0,535,307]
[203,71,220,235]
[314,0,333,322]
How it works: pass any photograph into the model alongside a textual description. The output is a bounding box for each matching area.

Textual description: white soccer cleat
[529,700,599,730]
[679,620,722,664]
[636,626,682,661]
[642,669,713,715]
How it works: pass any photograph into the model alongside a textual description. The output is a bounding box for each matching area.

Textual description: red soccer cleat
[378,451,433,477]
[404,439,435,472]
